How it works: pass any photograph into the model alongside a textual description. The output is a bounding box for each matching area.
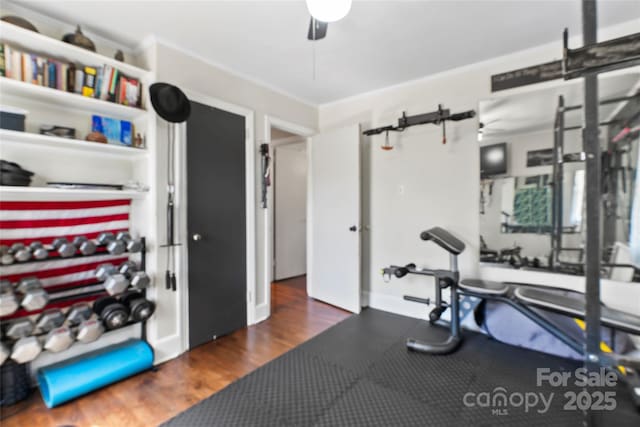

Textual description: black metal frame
[383,256,462,355]
[562,28,640,79]
[580,0,602,379]
[549,91,639,269]
[362,104,476,144]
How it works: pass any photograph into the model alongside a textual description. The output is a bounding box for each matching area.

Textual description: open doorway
[271,126,308,281]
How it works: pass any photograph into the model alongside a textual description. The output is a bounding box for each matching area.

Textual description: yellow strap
[574,318,626,375]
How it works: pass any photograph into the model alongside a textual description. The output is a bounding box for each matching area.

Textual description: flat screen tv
[480,142,507,179]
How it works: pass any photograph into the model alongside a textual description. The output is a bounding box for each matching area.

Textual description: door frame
[262,115,314,322]
[273,139,308,281]
[179,88,255,352]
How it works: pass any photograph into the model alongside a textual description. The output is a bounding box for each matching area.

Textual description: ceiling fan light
[306,0,352,23]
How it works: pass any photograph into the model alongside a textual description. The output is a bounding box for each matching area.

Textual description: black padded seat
[419,227,465,255]
[514,287,640,335]
[459,279,510,296]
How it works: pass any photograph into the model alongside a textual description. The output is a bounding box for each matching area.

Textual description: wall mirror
[478,71,640,282]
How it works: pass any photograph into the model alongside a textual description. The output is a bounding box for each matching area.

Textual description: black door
[186,101,247,349]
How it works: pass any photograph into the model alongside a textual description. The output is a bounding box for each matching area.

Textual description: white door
[275,142,307,280]
[308,125,361,313]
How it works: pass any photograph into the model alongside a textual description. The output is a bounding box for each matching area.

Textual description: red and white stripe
[0,200,130,246]
[0,199,131,297]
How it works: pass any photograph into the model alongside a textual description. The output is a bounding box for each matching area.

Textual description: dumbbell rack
[0,237,150,362]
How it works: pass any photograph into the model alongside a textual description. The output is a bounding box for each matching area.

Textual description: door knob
[349,225,357,232]
[192,233,202,241]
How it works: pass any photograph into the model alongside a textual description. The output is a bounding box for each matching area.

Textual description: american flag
[0,199,132,320]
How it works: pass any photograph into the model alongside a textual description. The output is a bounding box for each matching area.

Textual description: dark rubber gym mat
[162,308,640,426]
[298,309,417,375]
[314,378,455,427]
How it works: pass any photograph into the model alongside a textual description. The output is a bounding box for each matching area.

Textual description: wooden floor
[2,276,350,427]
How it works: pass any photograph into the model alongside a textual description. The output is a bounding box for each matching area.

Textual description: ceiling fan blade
[307,18,328,40]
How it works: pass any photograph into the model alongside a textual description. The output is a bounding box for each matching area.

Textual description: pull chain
[312,18,317,81]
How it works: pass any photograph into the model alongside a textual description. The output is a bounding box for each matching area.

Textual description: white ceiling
[12,0,640,105]
[479,72,640,138]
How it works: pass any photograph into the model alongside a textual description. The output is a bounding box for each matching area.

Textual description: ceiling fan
[306,0,352,41]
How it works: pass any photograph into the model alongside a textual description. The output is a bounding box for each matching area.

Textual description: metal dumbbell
[97,232,125,255]
[29,241,49,260]
[5,318,34,340]
[9,243,31,262]
[4,319,41,364]
[11,336,42,363]
[66,303,93,326]
[52,237,77,258]
[0,245,14,265]
[119,261,150,290]
[104,274,129,295]
[115,232,143,253]
[93,296,130,330]
[118,260,138,276]
[43,326,74,353]
[66,303,104,343]
[0,280,19,316]
[120,291,155,322]
[72,236,97,256]
[96,263,117,281]
[95,263,129,295]
[130,272,150,290]
[36,309,73,353]
[36,309,65,332]
[17,277,49,311]
[75,318,104,344]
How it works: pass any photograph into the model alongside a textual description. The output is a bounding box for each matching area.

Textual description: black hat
[149,82,191,123]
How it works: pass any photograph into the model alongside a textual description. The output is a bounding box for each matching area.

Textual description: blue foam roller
[37,339,153,408]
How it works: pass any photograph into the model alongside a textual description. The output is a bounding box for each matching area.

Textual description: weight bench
[382,226,640,406]
[382,226,465,354]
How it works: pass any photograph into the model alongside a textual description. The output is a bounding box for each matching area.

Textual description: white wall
[274,141,307,280]
[137,40,317,362]
[319,20,639,320]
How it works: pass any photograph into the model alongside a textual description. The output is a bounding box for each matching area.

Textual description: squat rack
[489,2,640,421]
[549,92,640,270]
[566,4,640,411]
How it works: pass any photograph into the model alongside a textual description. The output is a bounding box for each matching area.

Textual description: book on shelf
[82,66,97,97]
[0,42,144,109]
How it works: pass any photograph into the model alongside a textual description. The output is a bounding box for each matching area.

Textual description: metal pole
[556,97,565,267]
[582,0,601,373]
[552,101,559,267]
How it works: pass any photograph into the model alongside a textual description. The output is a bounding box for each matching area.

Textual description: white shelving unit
[0,20,159,367]
[0,20,149,80]
[0,128,148,158]
[0,185,148,200]
[0,77,148,121]
[0,20,155,200]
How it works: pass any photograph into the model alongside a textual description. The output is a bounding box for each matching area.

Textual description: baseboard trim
[151,334,183,365]
[363,291,429,320]
[254,303,270,324]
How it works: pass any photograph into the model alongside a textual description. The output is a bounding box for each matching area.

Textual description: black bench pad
[514,287,640,335]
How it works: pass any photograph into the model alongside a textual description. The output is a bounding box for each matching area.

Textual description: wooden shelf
[0,129,147,158]
[0,78,147,121]
[0,186,148,200]
[0,21,149,80]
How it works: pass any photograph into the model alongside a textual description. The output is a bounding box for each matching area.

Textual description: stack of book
[0,44,143,108]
